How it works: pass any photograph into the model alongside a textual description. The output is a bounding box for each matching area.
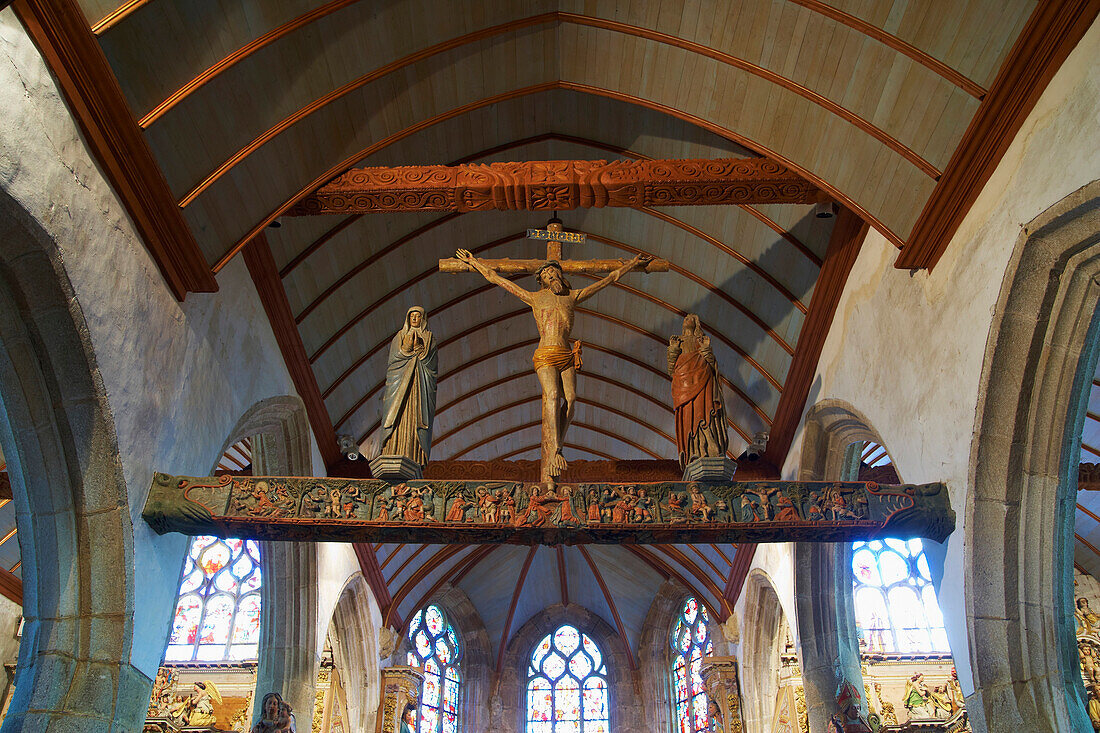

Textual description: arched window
[852,539,949,653]
[406,604,462,733]
[164,536,262,661]
[669,597,713,733]
[845,441,950,655]
[526,624,610,733]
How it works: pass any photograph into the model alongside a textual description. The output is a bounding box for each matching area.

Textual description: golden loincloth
[532,341,583,372]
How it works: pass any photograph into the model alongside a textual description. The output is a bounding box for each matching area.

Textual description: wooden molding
[0,566,21,606]
[723,544,756,605]
[242,235,341,468]
[763,208,868,467]
[13,0,216,300]
[286,158,820,215]
[352,542,391,609]
[896,0,1100,270]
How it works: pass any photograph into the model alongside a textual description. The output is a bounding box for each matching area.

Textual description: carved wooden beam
[285,158,822,215]
[143,473,954,545]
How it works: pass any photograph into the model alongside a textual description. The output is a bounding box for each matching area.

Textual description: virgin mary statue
[380,306,438,467]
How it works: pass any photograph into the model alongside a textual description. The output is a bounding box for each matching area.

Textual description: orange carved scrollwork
[286,158,822,215]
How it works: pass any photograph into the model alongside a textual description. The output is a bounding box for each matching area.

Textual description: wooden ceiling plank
[577,546,637,670]
[386,544,467,627]
[495,546,539,674]
[181,11,929,220]
[784,0,986,97]
[1077,532,1100,560]
[405,545,497,622]
[1077,503,1100,524]
[433,394,674,448]
[624,545,722,622]
[895,0,1100,270]
[652,544,729,616]
[763,207,868,467]
[13,0,217,300]
[279,214,364,278]
[385,544,431,585]
[449,419,664,461]
[497,442,616,462]
[242,235,341,467]
[0,565,21,606]
[219,80,904,272]
[89,0,154,34]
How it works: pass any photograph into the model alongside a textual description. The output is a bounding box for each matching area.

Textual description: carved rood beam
[143,473,954,546]
[285,158,822,215]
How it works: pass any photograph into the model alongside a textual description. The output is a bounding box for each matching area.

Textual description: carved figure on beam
[447,219,656,485]
[143,473,955,546]
[669,314,733,481]
[372,306,438,480]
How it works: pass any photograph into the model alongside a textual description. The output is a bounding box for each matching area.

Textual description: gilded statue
[668,314,728,468]
[380,306,438,467]
[171,680,220,728]
[1079,597,1100,638]
[454,248,648,483]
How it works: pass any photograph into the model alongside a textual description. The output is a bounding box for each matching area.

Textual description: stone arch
[214,395,321,728]
[497,604,639,733]
[965,180,1100,732]
[792,399,892,731]
[0,188,143,729]
[327,573,382,733]
[394,583,492,732]
[740,570,790,733]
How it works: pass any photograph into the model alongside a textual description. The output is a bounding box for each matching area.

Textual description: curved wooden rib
[312,230,798,410]
[280,213,364,278]
[1076,533,1100,560]
[404,545,499,624]
[577,546,637,670]
[684,544,726,581]
[90,0,155,34]
[623,545,723,621]
[181,12,938,215]
[347,335,759,445]
[384,544,431,584]
[385,544,468,626]
[650,544,730,617]
[305,226,795,363]
[784,0,985,98]
[449,419,665,461]
[216,81,904,271]
[557,546,569,606]
[1078,503,1100,524]
[342,308,770,440]
[496,546,539,674]
[432,394,675,449]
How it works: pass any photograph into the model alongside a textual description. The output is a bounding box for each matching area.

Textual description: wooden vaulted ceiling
[12,0,1097,647]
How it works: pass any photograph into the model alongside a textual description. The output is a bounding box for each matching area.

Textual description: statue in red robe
[668,314,729,469]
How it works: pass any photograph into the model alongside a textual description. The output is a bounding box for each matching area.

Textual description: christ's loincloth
[532,341,583,372]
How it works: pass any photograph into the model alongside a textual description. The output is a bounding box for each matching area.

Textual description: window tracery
[669,597,713,733]
[164,535,262,662]
[526,624,610,733]
[406,605,461,733]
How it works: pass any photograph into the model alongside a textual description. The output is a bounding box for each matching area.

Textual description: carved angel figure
[669,314,728,468]
[380,306,438,467]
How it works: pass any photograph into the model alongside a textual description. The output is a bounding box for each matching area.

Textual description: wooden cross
[438,218,669,275]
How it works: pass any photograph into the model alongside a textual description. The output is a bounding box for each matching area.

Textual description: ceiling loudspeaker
[337,434,361,461]
[814,201,838,219]
[740,432,770,462]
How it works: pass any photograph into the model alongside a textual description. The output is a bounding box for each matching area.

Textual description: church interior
[0,1,1098,731]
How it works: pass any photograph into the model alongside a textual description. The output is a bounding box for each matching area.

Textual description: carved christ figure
[454,248,649,482]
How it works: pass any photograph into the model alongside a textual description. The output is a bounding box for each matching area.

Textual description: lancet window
[406,605,462,733]
[526,624,610,733]
[669,596,713,733]
[164,536,262,662]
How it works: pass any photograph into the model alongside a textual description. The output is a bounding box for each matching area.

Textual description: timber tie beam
[285,158,823,215]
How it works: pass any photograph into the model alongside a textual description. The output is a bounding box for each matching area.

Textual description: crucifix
[439,218,669,485]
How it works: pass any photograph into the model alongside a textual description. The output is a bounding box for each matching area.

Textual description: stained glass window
[165,536,262,661]
[406,605,461,733]
[852,539,950,654]
[526,624,610,733]
[669,597,713,733]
